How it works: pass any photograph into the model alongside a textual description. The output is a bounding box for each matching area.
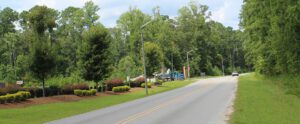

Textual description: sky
[0,0,243,29]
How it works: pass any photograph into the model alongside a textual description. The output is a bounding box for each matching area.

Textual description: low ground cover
[230,74,300,124]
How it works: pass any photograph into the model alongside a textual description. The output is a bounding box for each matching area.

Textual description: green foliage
[0,1,251,90]
[144,42,163,76]
[231,74,300,124]
[241,0,300,75]
[74,90,83,96]
[141,82,152,88]
[74,89,97,96]
[0,91,31,104]
[81,25,112,83]
[27,5,58,35]
[106,78,124,91]
[0,7,18,34]
[0,96,7,104]
[112,86,130,93]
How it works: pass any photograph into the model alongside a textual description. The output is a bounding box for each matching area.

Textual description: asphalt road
[48,76,238,124]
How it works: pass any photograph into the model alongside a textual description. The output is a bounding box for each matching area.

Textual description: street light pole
[221,57,225,76]
[140,29,148,95]
[140,20,154,95]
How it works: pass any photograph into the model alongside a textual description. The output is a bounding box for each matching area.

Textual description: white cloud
[1,0,242,29]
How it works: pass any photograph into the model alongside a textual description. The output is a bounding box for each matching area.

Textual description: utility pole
[140,19,155,95]
[221,56,225,76]
[186,50,193,78]
[171,52,174,80]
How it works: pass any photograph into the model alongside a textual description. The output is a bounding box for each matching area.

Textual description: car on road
[232,71,239,76]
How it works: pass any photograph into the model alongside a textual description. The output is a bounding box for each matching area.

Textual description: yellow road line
[115,83,211,124]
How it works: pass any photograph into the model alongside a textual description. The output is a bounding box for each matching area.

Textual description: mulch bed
[0,87,145,109]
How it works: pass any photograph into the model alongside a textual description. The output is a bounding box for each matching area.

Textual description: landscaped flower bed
[0,91,31,104]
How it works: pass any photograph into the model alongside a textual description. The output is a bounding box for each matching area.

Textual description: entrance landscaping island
[0,78,198,124]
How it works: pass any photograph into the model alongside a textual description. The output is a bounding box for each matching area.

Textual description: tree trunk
[42,78,45,97]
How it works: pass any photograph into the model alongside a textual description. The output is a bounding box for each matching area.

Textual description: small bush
[112,86,130,93]
[0,91,31,104]
[0,96,7,104]
[6,94,15,103]
[91,89,97,95]
[14,93,22,102]
[141,83,152,88]
[74,89,96,96]
[74,90,83,96]
[106,79,124,91]
[131,77,145,87]
[86,91,92,96]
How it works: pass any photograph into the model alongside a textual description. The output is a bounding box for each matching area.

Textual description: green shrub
[0,91,31,103]
[106,78,124,91]
[17,91,28,101]
[74,89,96,96]
[91,89,97,95]
[74,90,83,96]
[14,93,22,102]
[25,92,31,99]
[6,94,15,103]
[112,86,130,93]
[141,82,152,88]
[82,90,92,96]
[131,77,145,87]
[0,96,7,104]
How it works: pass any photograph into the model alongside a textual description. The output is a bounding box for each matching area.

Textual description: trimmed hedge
[112,86,130,93]
[0,91,31,104]
[106,79,124,91]
[74,89,97,96]
[141,83,152,88]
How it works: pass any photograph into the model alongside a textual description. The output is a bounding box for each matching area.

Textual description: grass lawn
[230,74,300,124]
[0,78,199,124]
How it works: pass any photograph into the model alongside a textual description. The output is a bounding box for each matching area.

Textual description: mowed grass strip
[230,74,300,124]
[0,78,198,124]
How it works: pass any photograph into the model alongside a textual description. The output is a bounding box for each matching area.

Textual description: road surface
[48,76,238,124]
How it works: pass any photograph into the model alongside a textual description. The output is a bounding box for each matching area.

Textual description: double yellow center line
[115,83,210,124]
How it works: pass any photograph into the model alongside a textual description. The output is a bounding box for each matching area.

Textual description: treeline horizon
[0,1,248,85]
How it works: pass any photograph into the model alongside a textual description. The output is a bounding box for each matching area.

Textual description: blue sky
[0,0,243,29]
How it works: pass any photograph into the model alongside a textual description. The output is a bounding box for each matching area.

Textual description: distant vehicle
[158,74,172,81]
[232,72,239,76]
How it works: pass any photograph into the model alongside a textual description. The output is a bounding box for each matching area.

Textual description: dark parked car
[232,72,239,76]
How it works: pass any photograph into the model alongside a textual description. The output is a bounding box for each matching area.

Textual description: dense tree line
[241,0,300,75]
[0,1,248,87]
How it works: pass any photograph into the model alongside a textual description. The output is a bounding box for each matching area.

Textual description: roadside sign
[16,80,24,85]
